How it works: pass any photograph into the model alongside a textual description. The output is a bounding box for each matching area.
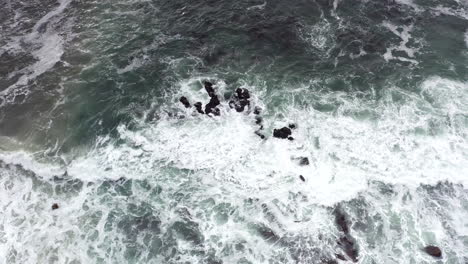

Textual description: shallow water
[0,0,467,263]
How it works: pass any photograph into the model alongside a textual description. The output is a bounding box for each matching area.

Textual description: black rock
[423,246,442,258]
[236,88,250,100]
[287,136,294,141]
[205,96,221,116]
[204,81,215,97]
[299,157,309,166]
[194,102,204,114]
[52,203,59,210]
[254,106,262,115]
[179,96,191,108]
[288,123,296,129]
[273,127,292,139]
[299,175,305,182]
[229,88,251,112]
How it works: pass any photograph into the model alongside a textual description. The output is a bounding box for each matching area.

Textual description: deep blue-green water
[0,0,467,263]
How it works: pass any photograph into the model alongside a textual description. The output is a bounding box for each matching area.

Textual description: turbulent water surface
[1,0,468,263]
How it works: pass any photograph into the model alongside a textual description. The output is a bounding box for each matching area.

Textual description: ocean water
[0,0,467,263]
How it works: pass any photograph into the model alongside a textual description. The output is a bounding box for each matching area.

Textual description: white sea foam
[383,22,419,64]
[1,76,467,263]
[63,76,468,203]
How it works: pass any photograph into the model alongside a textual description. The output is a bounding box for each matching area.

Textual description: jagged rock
[273,127,292,139]
[205,96,221,116]
[229,88,251,112]
[52,203,59,210]
[194,102,204,114]
[424,246,442,258]
[179,96,191,108]
[299,157,309,166]
[299,175,305,182]
[204,81,215,97]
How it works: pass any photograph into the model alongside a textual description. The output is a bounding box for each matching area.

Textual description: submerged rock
[179,96,191,108]
[254,106,262,115]
[423,246,442,258]
[335,254,346,260]
[334,209,349,234]
[337,236,358,262]
[256,224,280,243]
[273,127,292,139]
[255,116,263,125]
[334,208,359,262]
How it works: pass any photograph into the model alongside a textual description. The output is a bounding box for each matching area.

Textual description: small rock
[299,175,305,182]
[288,123,296,129]
[255,116,263,125]
[254,106,262,115]
[273,127,292,139]
[52,203,59,210]
[335,254,346,261]
[255,131,266,139]
[299,157,309,166]
[194,102,204,114]
[424,246,442,258]
[287,136,294,141]
[179,96,191,108]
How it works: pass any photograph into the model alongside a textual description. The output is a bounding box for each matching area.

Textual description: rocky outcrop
[179,96,191,108]
[273,127,292,139]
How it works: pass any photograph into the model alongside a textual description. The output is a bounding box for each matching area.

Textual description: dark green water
[0,0,467,263]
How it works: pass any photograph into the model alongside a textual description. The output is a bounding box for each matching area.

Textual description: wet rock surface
[273,127,292,139]
[179,96,191,108]
[299,157,310,166]
[423,246,442,258]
